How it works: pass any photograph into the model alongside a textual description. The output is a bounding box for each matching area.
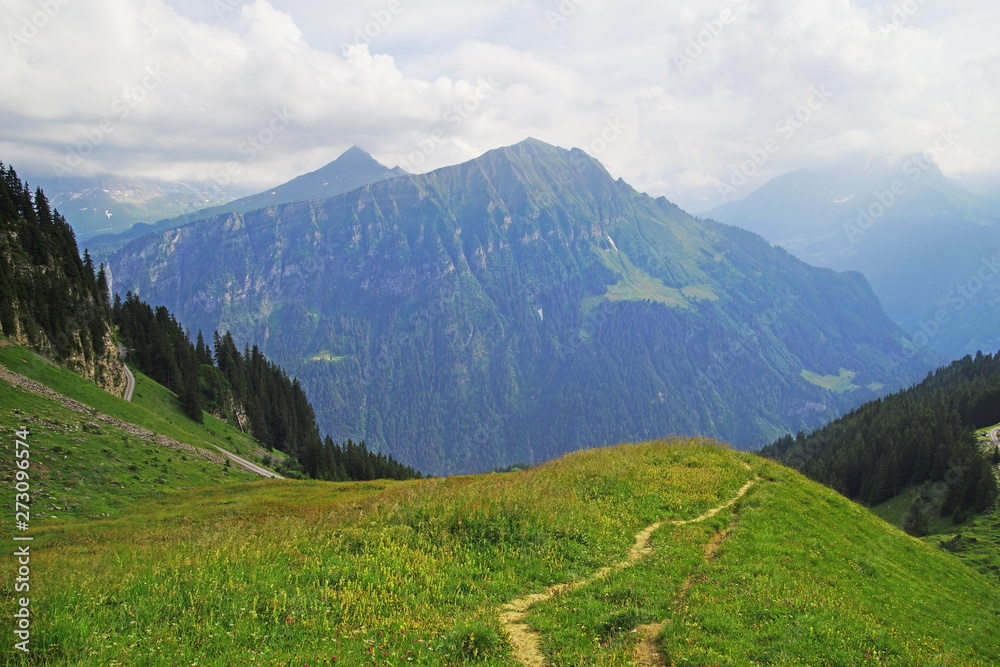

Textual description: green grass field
[584,245,718,313]
[800,368,859,393]
[0,339,287,525]
[1,434,999,665]
[3,340,1000,665]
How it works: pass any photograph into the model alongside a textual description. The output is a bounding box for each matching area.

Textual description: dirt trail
[500,475,759,666]
[634,622,667,666]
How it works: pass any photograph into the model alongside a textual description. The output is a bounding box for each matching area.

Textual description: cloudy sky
[2,0,998,210]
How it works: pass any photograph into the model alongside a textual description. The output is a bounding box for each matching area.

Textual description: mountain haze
[27,174,247,242]
[108,139,937,474]
[708,156,1000,359]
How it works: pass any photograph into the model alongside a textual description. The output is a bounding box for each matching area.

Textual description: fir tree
[903,497,929,537]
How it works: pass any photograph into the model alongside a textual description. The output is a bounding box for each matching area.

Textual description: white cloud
[0,0,996,211]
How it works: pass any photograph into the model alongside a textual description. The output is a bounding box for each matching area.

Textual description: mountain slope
[86,146,403,261]
[108,139,937,474]
[0,163,125,393]
[3,439,999,664]
[707,156,1000,359]
[762,349,1000,516]
[0,336,284,523]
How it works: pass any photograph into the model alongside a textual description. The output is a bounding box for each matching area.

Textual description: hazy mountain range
[708,156,1000,360]
[24,174,249,243]
[104,140,936,474]
[82,147,405,260]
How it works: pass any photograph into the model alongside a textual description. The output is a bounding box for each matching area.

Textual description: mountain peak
[333,144,378,165]
[318,145,400,175]
[467,137,609,184]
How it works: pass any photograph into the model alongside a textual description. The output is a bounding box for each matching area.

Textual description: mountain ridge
[107,138,939,474]
[87,146,404,261]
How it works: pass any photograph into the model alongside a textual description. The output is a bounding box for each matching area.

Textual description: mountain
[707,156,1000,359]
[1,156,417,485]
[107,138,938,475]
[85,146,404,260]
[25,174,248,242]
[198,145,407,217]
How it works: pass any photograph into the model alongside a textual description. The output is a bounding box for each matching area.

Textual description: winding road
[122,364,136,402]
[989,427,999,447]
[117,354,278,479]
[213,445,284,479]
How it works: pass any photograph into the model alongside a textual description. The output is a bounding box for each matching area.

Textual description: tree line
[114,290,422,482]
[762,350,1000,524]
[0,162,112,378]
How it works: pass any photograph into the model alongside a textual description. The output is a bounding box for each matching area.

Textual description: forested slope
[762,351,1000,520]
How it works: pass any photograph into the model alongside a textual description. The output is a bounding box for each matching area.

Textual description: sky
[2,0,998,211]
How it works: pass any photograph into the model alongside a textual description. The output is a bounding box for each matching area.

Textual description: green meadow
[2,340,999,665]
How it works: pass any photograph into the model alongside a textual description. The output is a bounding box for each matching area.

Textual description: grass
[0,339,289,526]
[869,436,1000,585]
[660,462,1000,666]
[3,342,1000,664]
[800,368,858,393]
[309,351,348,363]
[583,245,717,313]
[870,483,968,537]
[0,439,751,665]
[0,338,286,465]
[0,372,266,527]
[0,429,997,665]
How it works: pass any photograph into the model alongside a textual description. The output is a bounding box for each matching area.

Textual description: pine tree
[179,369,204,423]
[903,497,929,537]
[96,263,110,307]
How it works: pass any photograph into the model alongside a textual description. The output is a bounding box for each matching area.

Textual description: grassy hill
[2,358,999,667]
[0,337,286,523]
